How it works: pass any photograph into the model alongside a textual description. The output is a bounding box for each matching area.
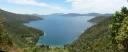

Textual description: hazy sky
[0,0,128,14]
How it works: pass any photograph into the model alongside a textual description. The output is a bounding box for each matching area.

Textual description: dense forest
[0,6,128,52]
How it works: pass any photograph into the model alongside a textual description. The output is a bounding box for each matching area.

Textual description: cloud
[7,0,67,13]
[2,0,128,14]
[8,0,48,6]
[66,0,128,13]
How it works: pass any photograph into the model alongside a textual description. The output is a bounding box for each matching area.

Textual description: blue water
[25,15,94,47]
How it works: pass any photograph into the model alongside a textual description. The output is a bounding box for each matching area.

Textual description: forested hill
[0,9,42,23]
[65,14,116,52]
[65,7,128,52]
[0,9,43,52]
[88,16,112,23]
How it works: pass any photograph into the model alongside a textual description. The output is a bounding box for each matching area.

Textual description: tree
[110,7,128,51]
[115,16,128,51]
[110,7,128,37]
[121,7,128,16]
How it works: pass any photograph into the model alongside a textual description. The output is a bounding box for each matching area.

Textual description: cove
[25,15,94,48]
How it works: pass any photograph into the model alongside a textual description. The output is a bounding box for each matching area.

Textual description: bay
[25,15,94,48]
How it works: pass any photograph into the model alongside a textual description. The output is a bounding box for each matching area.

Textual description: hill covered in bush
[0,9,43,52]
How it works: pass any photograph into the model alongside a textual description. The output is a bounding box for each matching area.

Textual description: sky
[0,0,128,14]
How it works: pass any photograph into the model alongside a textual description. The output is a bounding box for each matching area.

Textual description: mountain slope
[65,16,118,52]
[0,9,42,23]
[0,9,43,52]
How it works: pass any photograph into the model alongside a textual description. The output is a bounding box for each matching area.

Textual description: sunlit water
[25,15,94,48]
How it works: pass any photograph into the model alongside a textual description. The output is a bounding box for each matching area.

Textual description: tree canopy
[110,7,128,51]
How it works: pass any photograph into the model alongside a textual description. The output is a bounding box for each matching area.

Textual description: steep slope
[0,9,42,23]
[65,16,118,52]
[65,7,128,52]
[0,9,43,52]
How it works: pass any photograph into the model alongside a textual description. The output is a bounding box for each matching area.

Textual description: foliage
[0,9,43,52]
[65,16,118,52]
[115,16,128,51]
[110,8,127,37]
[110,7,128,51]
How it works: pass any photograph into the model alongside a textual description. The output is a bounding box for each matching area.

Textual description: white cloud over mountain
[0,0,128,14]
[8,0,47,6]
[7,0,66,13]
[8,0,48,7]
[66,0,128,13]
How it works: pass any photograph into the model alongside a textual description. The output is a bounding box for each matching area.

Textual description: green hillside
[65,7,128,52]
[0,9,43,52]
[65,15,118,52]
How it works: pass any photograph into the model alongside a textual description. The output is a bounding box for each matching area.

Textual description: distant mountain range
[38,13,112,17]
[63,13,112,16]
